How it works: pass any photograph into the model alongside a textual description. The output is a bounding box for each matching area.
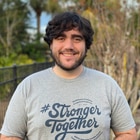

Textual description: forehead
[62,29,83,36]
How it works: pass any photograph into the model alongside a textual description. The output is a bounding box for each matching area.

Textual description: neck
[52,65,84,79]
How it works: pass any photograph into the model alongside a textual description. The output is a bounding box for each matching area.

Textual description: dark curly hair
[44,12,94,49]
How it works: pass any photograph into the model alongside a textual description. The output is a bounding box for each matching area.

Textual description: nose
[64,38,74,49]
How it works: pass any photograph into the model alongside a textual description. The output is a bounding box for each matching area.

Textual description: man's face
[50,29,87,71]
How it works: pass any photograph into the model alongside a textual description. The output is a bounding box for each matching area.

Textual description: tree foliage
[29,0,62,36]
[0,0,30,56]
[0,0,50,67]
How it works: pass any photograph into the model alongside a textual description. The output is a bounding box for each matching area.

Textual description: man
[0,12,137,140]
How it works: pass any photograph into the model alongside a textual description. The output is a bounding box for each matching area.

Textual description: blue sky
[29,11,51,34]
[21,0,51,34]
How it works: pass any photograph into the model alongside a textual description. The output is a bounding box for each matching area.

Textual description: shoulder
[16,68,52,90]
[84,67,121,91]
[13,68,53,97]
[84,67,115,81]
[23,67,52,82]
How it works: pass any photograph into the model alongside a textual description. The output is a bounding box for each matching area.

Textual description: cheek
[79,45,87,54]
[50,43,54,50]
[50,44,57,53]
[51,46,60,57]
[50,42,60,51]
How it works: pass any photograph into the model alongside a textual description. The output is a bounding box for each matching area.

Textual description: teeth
[63,53,73,56]
[60,50,78,56]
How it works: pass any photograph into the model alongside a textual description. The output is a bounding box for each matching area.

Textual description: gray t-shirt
[0,67,135,140]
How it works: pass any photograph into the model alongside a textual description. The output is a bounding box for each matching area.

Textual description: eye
[55,36,65,41]
[73,36,83,42]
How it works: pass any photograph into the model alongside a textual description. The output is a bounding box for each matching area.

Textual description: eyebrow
[55,33,65,38]
[71,34,84,39]
[56,33,84,39]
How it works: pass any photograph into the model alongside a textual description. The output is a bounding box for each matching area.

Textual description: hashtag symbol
[40,104,50,113]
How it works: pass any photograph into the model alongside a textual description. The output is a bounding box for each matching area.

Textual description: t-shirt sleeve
[110,82,136,132]
[0,82,27,139]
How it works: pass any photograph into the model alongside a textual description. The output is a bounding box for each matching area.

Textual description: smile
[60,51,78,57]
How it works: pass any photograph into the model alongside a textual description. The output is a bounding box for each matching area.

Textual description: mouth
[60,50,78,57]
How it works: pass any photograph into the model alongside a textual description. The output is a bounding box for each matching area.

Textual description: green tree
[0,0,30,56]
[29,0,62,38]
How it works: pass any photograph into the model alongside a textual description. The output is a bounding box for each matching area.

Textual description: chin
[58,63,82,71]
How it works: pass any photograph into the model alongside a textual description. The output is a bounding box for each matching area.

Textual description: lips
[60,50,78,56]
[62,53,75,57]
